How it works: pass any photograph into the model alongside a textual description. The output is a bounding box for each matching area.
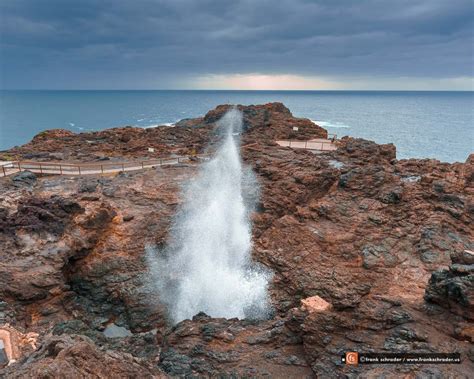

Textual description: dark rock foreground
[0,103,472,377]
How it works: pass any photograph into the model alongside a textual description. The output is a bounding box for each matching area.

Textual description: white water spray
[147,108,271,323]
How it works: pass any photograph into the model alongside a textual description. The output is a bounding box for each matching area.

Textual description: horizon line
[1,89,473,92]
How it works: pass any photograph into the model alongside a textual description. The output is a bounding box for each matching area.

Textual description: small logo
[345,352,358,365]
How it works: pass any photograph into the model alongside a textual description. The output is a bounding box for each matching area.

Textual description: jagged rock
[159,316,313,377]
[0,195,83,235]
[1,103,473,377]
[11,171,36,186]
[425,250,474,320]
[1,334,164,378]
[301,296,332,313]
[78,179,98,193]
[7,103,326,162]
[0,324,38,369]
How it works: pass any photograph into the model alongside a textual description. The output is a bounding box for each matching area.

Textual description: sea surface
[0,90,472,162]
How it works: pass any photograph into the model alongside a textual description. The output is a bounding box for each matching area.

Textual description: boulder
[11,171,36,186]
[425,250,474,320]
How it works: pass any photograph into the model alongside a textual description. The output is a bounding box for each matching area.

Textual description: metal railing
[277,134,338,151]
[0,154,210,177]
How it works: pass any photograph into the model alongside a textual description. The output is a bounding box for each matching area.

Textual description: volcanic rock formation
[0,103,472,377]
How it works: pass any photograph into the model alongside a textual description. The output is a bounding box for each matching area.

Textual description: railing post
[160,158,162,165]
[18,162,21,171]
[305,140,307,149]
[2,166,5,177]
[122,163,125,171]
[60,165,63,175]
[141,161,144,169]
[289,140,292,147]
[101,165,104,175]
[78,166,81,175]
[39,163,43,174]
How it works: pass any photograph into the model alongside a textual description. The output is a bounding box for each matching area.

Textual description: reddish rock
[301,296,332,313]
[3,102,326,162]
[0,103,473,377]
[158,313,313,377]
[2,334,165,378]
[425,249,474,320]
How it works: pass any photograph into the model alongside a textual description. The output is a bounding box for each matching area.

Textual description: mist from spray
[146,108,271,324]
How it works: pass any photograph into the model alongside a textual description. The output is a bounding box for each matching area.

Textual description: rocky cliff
[0,103,472,378]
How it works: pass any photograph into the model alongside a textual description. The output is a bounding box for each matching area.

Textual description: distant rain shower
[147,108,271,323]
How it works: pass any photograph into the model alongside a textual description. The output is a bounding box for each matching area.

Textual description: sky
[0,0,473,90]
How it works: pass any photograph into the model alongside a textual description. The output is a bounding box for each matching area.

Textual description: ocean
[0,90,472,163]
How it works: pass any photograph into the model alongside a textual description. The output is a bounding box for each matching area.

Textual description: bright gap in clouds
[188,73,474,91]
[191,74,340,90]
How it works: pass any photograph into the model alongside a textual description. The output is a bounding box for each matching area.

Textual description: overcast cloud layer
[0,0,473,89]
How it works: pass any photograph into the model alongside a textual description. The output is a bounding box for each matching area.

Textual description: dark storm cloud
[0,0,472,88]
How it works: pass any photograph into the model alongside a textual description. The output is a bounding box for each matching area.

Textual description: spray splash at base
[147,108,271,324]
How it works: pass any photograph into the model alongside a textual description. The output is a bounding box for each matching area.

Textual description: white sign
[148,147,155,153]
[293,127,299,131]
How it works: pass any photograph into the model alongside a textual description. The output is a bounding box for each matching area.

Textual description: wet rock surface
[159,313,312,378]
[0,103,473,377]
